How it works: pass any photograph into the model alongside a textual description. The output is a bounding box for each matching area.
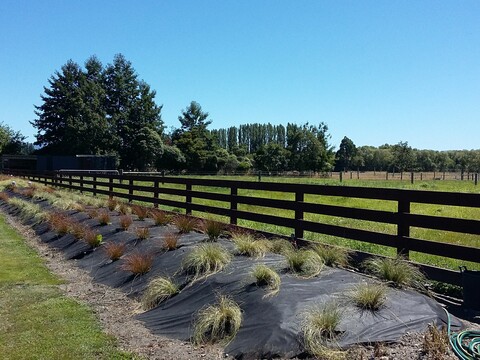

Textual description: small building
[1,154,117,173]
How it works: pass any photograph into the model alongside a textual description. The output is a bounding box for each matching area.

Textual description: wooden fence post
[93,176,97,196]
[230,186,238,225]
[185,183,192,215]
[153,179,159,208]
[295,191,304,240]
[339,171,343,182]
[410,172,414,184]
[397,200,410,259]
[109,177,113,199]
[128,179,134,203]
[80,175,83,193]
[475,173,478,186]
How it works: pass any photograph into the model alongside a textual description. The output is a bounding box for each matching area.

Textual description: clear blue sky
[1,0,479,151]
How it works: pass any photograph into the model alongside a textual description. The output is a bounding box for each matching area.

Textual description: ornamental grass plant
[201,219,225,241]
[182,243,232,279]
[348,282,387,311]
[363,256,426,289]
[174,215,198,234]
[163,232,180,250]
[286,249,324,278]
[232,233,269,258]
[149,209,172,226]
[103,242,126,261]
[192,295,242,345]
[251,264,281,296]
[131,204,149,220]
[119,215,133,231]
[142,276,179,310]
[122,252,154,275]
[311,243,350,267]
[135,226,150,240]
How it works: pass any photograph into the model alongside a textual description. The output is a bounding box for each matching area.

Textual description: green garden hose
[443,308,480,359]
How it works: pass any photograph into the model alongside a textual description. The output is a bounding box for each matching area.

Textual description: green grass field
[0,214,137,360]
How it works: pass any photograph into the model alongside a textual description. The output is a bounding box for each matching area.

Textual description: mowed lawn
[0,214,136,360]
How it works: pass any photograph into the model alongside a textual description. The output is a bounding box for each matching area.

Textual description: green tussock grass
[182,243,232,279]
[141,277,179,310]
[302,302,345,360]
[251,264,281,296]
[348,282,387,311]
[8,197,47,225]
[311,243,350,267]
[192,295,242,345]
[269,238,295,255]
[201,218,226,241]
[363,256,426,289]
[232,233,270,258]
[286,249,324,278]
[0,214,136,359]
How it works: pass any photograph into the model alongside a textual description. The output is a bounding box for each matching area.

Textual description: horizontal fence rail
[9,170,480,287]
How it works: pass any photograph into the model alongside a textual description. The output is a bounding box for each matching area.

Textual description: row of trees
[4,54,479,174]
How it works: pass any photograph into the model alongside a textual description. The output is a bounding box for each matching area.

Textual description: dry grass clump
[286,249,324,278]
[107,198,119,211]
[20,187,35,198]
[201,219,225,241]
[363,256,426,289]
[174,215,198,233]
[86,208,98,219]
[311,243,350,267]
[269,238,295,255]
[348,282,387,311]
[149,209,172,226]
[142,277,179,310]
[118,202,132,215]
[302,302,345,360]
[163,232,180,250]
[83,229,103,248]
[119,215,133,231]
[192,295,242,345]
[0,192,10,202]
[251,264,281,296]
[122,252,154,275]
[233,233,269,258]
[97,210,110,225]
[182,243,232,279]
[131,204,149,220]
[135,226,150,240]
[103,242,126,261]
[422,323,449,360]
[69,222,87,240]
[47,212,73,236]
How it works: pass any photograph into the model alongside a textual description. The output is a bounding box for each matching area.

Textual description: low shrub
[131,205,149,220]
[251,264,281,296]
[302,302,344,359]
[97,210,110,226]
[103,242,126,261]
[348,282,387,311]
[182,243,232,279]
[233,234,269,258]
[174,215,198,233]
[119,215,133,231]
[192,295,242,345]
[135,226,150,240]
[201,219,225,241]
[83,229,103,248]
[363,256,426,289]
[149,209,172,226]
[163,232,180,250]
[142,277,179,310]
[311,243,350,267]
[122,252,153,275]
[286,249,324,278]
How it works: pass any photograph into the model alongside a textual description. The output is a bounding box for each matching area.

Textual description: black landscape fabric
[0,195,464,360]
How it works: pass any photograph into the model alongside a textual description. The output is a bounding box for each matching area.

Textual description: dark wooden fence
[10,171,480,287]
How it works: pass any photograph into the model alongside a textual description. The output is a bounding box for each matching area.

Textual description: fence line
[10,171,480,287]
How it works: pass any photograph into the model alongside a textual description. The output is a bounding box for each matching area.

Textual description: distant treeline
[2,54,478,174]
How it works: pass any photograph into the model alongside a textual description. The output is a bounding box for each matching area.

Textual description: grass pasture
[23,174,480,271]
[0,214,135,359]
